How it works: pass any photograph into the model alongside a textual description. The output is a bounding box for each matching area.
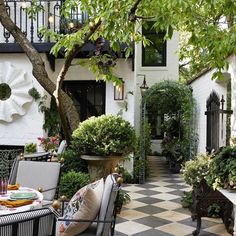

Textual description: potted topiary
[72,114,136,180]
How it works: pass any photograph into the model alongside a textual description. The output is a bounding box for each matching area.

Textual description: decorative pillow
[59,178,104,236]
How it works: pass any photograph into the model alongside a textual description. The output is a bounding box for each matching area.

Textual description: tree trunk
[0,0,80,142]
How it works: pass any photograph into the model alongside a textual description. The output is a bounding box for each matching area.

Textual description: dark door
[63,81,106,121]
[205,91,220,153]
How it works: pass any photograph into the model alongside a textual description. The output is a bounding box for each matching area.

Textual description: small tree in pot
[72,114,136,180]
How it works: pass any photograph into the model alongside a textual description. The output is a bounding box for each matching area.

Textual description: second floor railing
[0,0,88,44]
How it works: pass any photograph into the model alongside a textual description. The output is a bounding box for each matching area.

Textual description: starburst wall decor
[0,62,33,122]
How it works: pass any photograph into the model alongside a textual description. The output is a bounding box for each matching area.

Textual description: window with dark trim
[148,113,164,139]
[142,22,167,67]
[63,81,105,122]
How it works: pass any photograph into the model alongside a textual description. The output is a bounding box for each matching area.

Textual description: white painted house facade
[189,55,236,154]
[0,1,179,153]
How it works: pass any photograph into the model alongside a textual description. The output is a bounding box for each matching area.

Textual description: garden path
[115,156,231,236]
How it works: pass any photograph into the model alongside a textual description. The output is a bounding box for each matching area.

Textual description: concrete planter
[80,155,122,181]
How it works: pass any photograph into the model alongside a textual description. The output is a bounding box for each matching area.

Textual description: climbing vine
[144,80,197,165]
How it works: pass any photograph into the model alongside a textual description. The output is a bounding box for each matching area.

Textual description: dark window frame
[142,23,167,67]
[62,80,106,122]
[147,113,164,140]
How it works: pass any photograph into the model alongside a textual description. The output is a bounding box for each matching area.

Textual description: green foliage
[8,0,236,86]
[182,154,212,187]
[38,96,61,136]
[24,143,37,154]
[207,146,236,190]
[181,191,193,209]
[26,0,43,20]
[145,81,193,120]
[116,165,133,184]
[59,171,90,199]
[162,137,188,164]
[146,81,196,164]
[207,203,221,218]
[59,149,88,174]
[117,189,131,205]
[143,121,152,156]
[133,121,152,182]
[28,87,41,101]
[72,115,136,156]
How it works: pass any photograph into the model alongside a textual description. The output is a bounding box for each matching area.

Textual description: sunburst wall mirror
[0,62,33,122]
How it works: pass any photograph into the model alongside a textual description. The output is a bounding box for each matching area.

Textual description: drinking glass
[0,178,8,195]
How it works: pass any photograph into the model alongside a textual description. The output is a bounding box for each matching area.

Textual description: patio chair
[54,173,120,236]
[56,140,67,156]
[21,152,51,162]
[8,152,52,185]
[0,149,22,183]
[0,208,55,236]
[15,161,61,207]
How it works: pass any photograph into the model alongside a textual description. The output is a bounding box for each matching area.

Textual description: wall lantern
[139,74,149,96]
[114,78,125,101]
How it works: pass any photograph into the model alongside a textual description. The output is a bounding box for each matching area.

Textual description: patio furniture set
[0,145,121,236]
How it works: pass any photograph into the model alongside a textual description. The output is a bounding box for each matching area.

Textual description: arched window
[205,91,220,152]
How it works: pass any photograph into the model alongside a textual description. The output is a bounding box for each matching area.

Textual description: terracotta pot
[80,155,122,181]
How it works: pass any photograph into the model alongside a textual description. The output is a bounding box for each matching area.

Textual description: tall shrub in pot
[72,114,136,180]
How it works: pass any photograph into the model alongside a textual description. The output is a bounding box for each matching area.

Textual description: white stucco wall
[49,58,135,125]
[228,55,236,137]
[48,58,135,172]
[0,54,46,148]
[134,31,179,153]
[190,70,228,154]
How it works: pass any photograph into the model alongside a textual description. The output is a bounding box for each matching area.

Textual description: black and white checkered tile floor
[114,156,231,236]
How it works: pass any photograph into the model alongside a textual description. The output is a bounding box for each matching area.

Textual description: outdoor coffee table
[0,187,43,216]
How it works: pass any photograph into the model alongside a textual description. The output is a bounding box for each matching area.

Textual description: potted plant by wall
[207,146,236,191]
[72,114,136,180]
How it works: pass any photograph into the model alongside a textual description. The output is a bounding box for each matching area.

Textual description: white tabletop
[0,187,43,216]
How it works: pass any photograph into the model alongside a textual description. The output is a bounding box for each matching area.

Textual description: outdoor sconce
[114,78,125,101]
[139,74,149,96]
[21,0,27,9]
[48,13,54,24]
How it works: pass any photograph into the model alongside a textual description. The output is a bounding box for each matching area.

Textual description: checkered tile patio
[114,156,231,236]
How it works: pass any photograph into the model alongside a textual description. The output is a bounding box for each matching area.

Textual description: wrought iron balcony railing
[0,0,88,44]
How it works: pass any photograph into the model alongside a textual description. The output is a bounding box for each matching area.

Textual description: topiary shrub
[72,115,136,156]
[59,171,90,198]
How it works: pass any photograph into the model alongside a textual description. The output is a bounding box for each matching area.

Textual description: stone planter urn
[81,155,122,181]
